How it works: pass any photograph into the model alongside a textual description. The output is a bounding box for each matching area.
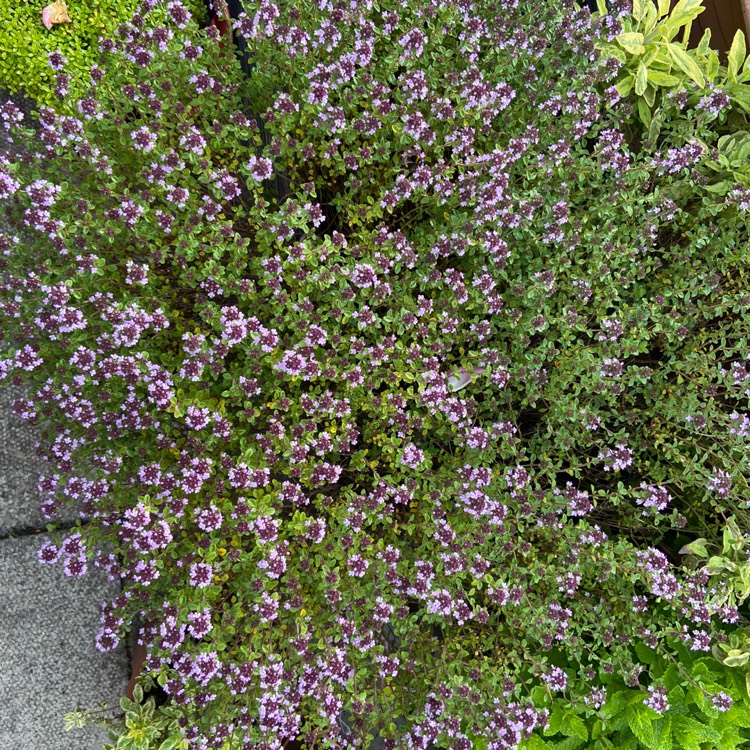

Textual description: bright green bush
[0,0,206,108]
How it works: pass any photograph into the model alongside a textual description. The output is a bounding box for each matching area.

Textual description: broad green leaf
[706,48,719,82]
[626,704,655,747]
[158,736,185,750]
[642,0,658,32]
[560,713,588,742]
[635,61,649,95]
[617,32,646,55]
[631,0,646,22]
[674,716,722,744]
[678,539,709,557]
[544,707,563,736]
[643,83,656,106]
[520,735,550,750]
[635,642,658,664]
[728,31,747,82]
[666,43,704,87]
[705,556,736,574]
[703,180,733,195]
[657,0,671,17]
[617,75,635,97]
[729,83,750,113]
[654,716,672,750]
[648,68,680,86]
[669,0,706,15]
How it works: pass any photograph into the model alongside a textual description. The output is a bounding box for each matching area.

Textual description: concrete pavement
[0,385,129,750]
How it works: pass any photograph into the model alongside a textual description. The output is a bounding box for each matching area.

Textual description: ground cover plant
[0,0,206,108]
[2,0,750,748]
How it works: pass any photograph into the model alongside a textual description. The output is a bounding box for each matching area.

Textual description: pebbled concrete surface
[0,382,129,750]
[0,385,80,537]
[0,534,128,750]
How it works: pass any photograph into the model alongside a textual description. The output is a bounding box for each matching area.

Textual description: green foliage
[64,683,187,750]
[3,0,750,747]
[0,0,206,108]
[589,0,750,129]
[518,639,750,750]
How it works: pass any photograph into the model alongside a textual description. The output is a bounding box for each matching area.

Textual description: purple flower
[712,691,733,712]
[194,506,223,533]
[187,608,213,639]
[37,540,61,564]
[599,443,633,472]
[644,685,669,714]
[189,561,214,588]
[541,666,568,692]
[401,443,425,469]
[47,50,67,71]
[708,468,732,498]
[246,155,274,181]
[347,553,369,578]
[131,126,157,153]
[637,483,671,513]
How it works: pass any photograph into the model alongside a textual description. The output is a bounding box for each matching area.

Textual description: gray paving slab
[0,385,81,536]
[0,534,128,750]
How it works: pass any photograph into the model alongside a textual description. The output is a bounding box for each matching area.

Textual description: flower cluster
[1,0,749,748]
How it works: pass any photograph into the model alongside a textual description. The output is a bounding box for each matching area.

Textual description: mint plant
[2,0,750,748]
[516,637,750,750]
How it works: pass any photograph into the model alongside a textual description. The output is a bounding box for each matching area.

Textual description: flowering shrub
[2,0,750,748]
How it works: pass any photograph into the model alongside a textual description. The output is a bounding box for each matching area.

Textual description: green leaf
[695,27,712,56]
[157,736,185,750]
[721,650,750,668]
[728,30,747,82]
[673,716,721,745]
[654,716,672,750]
[665,43,704,87]
[626,704,655,747]
[544,707,563,736]
[647,69,681,87]
[678,539,709,557]
[617,32,646,55]
[635,61,649,95]
[636,643,658,664]
[561,713,588,742]
[637,97,652,127]
[729,83,750,113]
[617,75,635,97]
[657,0,671,17]
[631,0,646,22]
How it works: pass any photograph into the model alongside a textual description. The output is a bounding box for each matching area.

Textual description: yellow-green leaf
[631,0,646,22]
[669,0,706,17]
[617,75,635,97]
[696,27,712,56]
[617,31,646,55]
[728,30,747,82]
[657,0,671,17]
[635,61,649,95]
[666,43,704,87]
[648,69,681,87]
